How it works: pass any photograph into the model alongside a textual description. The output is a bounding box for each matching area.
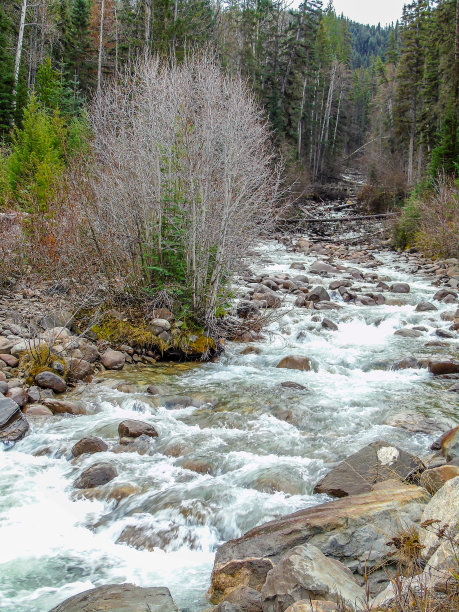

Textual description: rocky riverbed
[0,202,458,611]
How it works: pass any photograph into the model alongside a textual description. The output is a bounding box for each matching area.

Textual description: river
[1,231,458,611]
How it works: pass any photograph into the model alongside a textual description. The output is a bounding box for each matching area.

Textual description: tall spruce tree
[0,9,15,134]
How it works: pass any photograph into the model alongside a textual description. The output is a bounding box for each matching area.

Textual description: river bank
[0,199,458,611]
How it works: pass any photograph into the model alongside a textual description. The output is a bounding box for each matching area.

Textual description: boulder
[10,339,47,358]
[390,283,410,293]
[0,337,14,353]
[67,358,94,381]
[438,426,459,461]
[72,436,108,458]
[419,465,459,494]
[419,476,459,559]
[290,262,306,270]
[433,288,458,302]
[43,399,86,415]
[308,286,330,302]
[0,396,29,443]
[6,387,28,407]
[429,361,459,375]
[210,557,274,604]
[394,328,423,338]
[78,342,100,363]
[0,354,18,367]
[74,463,118,489]
[285,602,339,612]
[415,302,437,312]
[212,481,429,594]
[49,584,178,612]
[261,545,365,612]
[238,302,261,319]
[223,586,262,612]
[276,356,311,372]
[118,419,158,439]
[23,404,53,417]
[313,441,424,498]
[35,371,67,393]
[309,261,337,275]
[101,349,125,370]
[27,385,41,403]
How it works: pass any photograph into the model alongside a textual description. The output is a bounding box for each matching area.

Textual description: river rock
[0,396,29,442]
[35,371,67,393]
[67,358,93,381]
[238,301,261,319]
[0,337,14,353]
[210,557,274,604]
[415,301,437,312]
[280,381,307,390]
[308,286,330,302]
[260,544,365,612]
[212,481,429,595]
[27,385,41,403]
[448,382,459,392]
[309,261,337,275]
[429,360,459,375]
[313,441,424,498]
[74,463,118,489]
[390,283,410,293]
[0,354,18,367]
[384,411,455,435]
[276,356,311,371]
[118,419,158,439]
[43,399,87,415]
[419,464,459,494]
[0,381,8,395]
[223,586,262,612]
[6,386,28,407]
[290,262,306,270]
[394,328,423,338]
[101,349,125,370]
[10,339,47,357]
[72,436,109,458]
[433,288,458,302]
[49,583,178,612]
[419,476,459,558]
[431,426,459,460]
[285,602,339,612]
[23,404,53,417]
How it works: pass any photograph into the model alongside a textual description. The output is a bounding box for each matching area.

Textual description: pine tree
[0,9,15,135]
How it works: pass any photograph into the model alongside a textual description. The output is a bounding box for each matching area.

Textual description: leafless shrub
[87,52,283,326]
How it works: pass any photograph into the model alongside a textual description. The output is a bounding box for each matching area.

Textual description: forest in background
[0,0,458,325]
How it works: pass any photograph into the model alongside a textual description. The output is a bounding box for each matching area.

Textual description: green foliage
[0,9,14,136]
[393,196,421,249]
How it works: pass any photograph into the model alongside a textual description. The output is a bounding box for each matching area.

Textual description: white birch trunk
[13,0,28,111]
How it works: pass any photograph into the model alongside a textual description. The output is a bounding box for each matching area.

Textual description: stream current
[1,240,458,611]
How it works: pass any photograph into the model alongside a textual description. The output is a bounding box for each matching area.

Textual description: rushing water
[1,241,458,611]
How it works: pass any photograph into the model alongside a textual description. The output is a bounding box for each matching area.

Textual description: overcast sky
[331,0,406,25]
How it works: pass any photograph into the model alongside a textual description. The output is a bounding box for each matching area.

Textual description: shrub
[393,178,459,258]
[88,53,282,326]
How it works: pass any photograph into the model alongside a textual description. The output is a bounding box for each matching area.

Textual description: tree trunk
[97,0,105,93]
[13,0,28,112]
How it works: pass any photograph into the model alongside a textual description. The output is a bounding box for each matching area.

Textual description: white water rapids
[0,241,458,611]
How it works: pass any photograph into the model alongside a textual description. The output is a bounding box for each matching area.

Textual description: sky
[331,0,406,26]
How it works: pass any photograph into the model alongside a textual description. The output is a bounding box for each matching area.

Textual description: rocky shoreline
[1,225,459,611]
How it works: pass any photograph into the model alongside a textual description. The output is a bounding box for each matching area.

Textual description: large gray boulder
[49,583,178,611]
[211,481,429,598]
[313,441,424,498]
[260,545,365,612]
[419,476,459,559]
[0,396,29,443]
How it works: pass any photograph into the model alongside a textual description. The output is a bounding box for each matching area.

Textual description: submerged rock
[276,356,311,371]
[49,583,178,612]
[43,399,86,415]
[71,436,108,458]
[74,463,118,489]
[313,441,424,498]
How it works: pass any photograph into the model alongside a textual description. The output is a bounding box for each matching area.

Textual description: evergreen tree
[0,9,14,135]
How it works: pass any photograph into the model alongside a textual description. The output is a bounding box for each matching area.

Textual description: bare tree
[89,54,282,326]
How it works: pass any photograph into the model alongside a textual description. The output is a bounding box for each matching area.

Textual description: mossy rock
[20,344,68,381]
